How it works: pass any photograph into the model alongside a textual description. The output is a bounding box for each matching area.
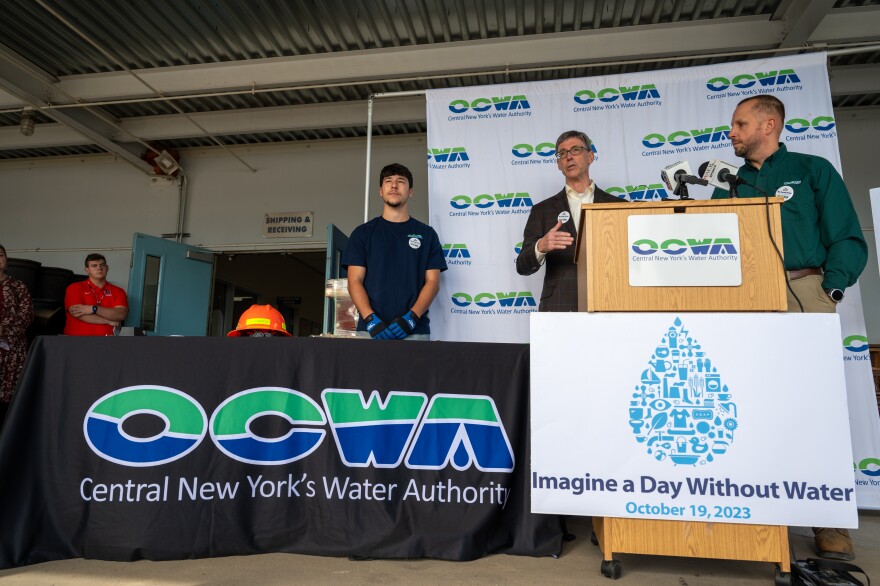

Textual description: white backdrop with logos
[425,52,880,508]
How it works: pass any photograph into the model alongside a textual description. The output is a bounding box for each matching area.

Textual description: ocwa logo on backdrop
[427,146,471,169]
[705,68,802,96]
[447,94,532,121]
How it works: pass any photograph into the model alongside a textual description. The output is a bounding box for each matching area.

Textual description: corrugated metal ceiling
[0,0,878,162]
[4,0,783,72]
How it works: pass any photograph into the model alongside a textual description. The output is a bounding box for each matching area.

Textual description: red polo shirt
[63,280,128,336]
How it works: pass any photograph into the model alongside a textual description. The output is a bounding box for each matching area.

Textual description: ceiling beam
[0,16,785,108]
[829,63,880,96]
[3,54,877,152]
[4,54,879,151]
[0,44,154,172]
[122,97,426,139]
[808,6,880,44]
[774,0,837,50]
[0,123,87,149]
[0,97,426,149]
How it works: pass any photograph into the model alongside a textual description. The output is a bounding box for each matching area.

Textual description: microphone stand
[728,183,739,198]
[674,182,691,200]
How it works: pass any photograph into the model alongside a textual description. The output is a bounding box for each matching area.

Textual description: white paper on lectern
[530,312,857,528]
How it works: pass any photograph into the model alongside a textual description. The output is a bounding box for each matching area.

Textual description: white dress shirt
[534,182,595,265]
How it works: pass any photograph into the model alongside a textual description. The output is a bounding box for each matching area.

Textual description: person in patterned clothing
[0,244,34,427]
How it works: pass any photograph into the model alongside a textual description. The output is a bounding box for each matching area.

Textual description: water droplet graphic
[453,441,470,468]
[630,318,738,466]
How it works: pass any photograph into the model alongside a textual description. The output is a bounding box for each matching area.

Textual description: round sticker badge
[775,185,795,201]
[409,237,422,249]
[557,211,571,224]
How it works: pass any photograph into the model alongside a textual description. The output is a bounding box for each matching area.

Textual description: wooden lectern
[575,197,792,582]
[576,198,787,313]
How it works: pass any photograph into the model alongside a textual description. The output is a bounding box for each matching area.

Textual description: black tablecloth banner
[0,337,562,568]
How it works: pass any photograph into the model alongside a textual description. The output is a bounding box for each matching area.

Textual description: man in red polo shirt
[64,254,129,336]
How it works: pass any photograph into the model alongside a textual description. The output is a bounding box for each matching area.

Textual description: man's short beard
[734,133,764,160]
[383,198,403,208]
[734,141,755,159]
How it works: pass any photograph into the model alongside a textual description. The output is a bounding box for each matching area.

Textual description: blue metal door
[127,233,214,336]
[323,224,349,333]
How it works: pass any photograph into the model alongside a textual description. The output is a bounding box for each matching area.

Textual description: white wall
[1,112,878,338]
[178,135,430,251]
[1,156,179,283]
[0,134,429,287]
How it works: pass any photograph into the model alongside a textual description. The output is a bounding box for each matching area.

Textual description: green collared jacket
[711,144,866,290]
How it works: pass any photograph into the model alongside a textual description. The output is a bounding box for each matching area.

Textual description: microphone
[719,168,745,186]
[661,161,708,197]
[698,161,709,180]
[700,159,745,191]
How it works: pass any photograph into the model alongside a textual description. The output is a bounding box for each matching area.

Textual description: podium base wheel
[600,559,622,580]
[774,568,791,586]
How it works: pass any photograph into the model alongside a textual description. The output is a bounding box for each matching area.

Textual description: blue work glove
[364,313,393,340]
[387,310,419,340]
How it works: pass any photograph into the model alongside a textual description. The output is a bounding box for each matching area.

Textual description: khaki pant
[787,274,851,555]
[786,274,837,314]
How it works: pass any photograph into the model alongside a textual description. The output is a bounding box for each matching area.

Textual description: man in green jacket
[713,94,867,560]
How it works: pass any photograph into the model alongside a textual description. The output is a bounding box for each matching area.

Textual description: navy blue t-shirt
[341,216,447,334]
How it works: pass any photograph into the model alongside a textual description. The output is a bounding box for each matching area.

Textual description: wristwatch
[92,305,98,314]
[824,288,844,303]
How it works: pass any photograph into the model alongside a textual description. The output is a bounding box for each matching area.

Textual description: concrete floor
[0,513,876,585]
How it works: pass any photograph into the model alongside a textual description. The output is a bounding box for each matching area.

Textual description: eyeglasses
[555,145,588,159]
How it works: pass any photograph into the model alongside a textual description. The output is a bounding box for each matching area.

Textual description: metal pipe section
[827,45,880,57]
[362,91,428,223]
[175,173,188,243]
[371,90,429,99]
[364,94,375,224]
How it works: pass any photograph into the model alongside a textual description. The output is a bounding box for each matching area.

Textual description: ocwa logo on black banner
[80,386,515,507]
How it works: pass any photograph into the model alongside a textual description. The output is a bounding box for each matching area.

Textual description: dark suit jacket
[515,186,622,312]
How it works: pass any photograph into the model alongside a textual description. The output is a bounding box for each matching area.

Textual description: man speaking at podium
[712,94,867,561]
[516,130,622,312]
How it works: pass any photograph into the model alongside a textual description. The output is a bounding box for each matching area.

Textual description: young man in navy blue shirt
[342,163,447,340]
